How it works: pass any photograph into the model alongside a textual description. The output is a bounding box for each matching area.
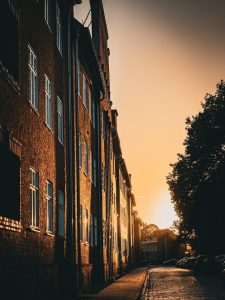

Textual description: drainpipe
[74,25,82,289]
[96,101,104,287]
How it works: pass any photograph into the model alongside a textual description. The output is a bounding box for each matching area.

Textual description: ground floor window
[0,143,20,220]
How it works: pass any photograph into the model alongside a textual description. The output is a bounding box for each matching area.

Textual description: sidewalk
[78,267,147,300]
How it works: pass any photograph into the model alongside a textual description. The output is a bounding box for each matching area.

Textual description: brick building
[0,0,141,297]
[0,0,77,298]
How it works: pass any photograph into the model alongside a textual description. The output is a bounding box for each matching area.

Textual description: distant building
[141,228,184,263]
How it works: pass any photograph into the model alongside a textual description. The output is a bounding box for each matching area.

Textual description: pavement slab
[78,267,147,300]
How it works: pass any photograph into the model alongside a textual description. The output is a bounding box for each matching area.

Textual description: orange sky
[75,0,225,228]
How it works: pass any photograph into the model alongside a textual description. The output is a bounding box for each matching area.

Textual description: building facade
[0,0,141,297]
[0,0,76,298]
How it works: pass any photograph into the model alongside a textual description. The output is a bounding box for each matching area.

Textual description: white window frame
[84,141,88,176]
[56,3,62,54]
[46,180,53,233]
[90,214,94,247]
[45,75,52,129]
[84,208,89,243]
[79,204,83,241]
[93,159,96,186]
[94,216,97,246]
[57,96,63,144]
[44,0,51,29]
[83,74,87,108]
[89,88,92,121]
[30,168,39,228]
[79,131,82,168]
[28,45,38,110]
[58,190,64,237]
[78,60,80,96]
[90,150,92,181]
[92,99,95,129]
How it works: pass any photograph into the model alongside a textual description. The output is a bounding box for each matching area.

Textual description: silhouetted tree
[141,224,159,241]
[167,80,225,255]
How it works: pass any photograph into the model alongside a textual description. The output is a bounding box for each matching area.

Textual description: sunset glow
[76,0,225,228]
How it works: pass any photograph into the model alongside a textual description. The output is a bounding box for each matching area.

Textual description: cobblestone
[140,266,225,300]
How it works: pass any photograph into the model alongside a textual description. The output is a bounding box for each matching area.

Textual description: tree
[167,80,225,255]
[141,224,159,241]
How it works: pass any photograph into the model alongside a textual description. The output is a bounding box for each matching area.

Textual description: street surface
[140,266,225,300]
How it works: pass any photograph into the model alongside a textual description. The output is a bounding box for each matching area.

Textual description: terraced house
[0,0,141,298]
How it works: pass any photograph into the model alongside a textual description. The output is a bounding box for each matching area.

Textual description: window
[112,228,114,249]
[90,214,94,247]
[101,111,104,137]
[115,232,117,250]
[77,60,80,96]
[92,99,95,129]
[89,88,92,121]
[83,74,87,108]
[58,190,64,237]
[46,180,53,233]
[102,164,105,191]
[79,204,83,241]
[57,96,63,144]
[28,45,38,110]
[84,141,88,175]
[0,0,19,81]
[44,0,51,29]
[103,220,106,247]
[0,143,20,221]
[79,132,82,168]
[45,75,52,129]
[30,168,39,227]
[84,209,88,243]
[56,3,62,54]
[90,150,92,181]
[93,159,96,186]
[94,216,97,246]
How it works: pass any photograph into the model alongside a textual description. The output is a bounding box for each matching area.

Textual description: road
[140,266,225,300]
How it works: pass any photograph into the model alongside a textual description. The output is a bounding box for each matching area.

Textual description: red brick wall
[0,0,71,297]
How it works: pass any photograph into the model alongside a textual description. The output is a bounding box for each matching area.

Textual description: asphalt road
[140,266,225,300]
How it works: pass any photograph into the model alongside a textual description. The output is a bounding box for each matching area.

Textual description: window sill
[56,47,63,57]
[28,101,39,115]
[44,122,53,133]
[27,226,40,233]
[45,231,54,237]
[57,138,64,146]
[0,216,22,232]
[45,21,52,34]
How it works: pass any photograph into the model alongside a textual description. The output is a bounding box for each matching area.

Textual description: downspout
[96,101,104,287]
[127,190,132,269]
[74,25,82,288]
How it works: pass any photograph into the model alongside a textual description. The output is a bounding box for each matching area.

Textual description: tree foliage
[167,80,225,254]
[141,224,159,241]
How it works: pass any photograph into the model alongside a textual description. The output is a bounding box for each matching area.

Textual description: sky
[75,0,225,228]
